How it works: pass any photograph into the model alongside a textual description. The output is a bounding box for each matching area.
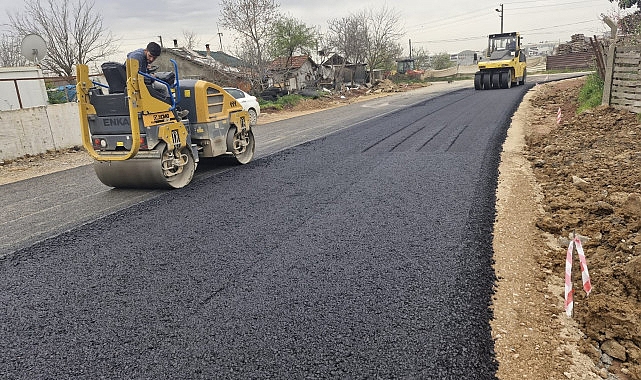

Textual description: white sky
[0,0,631,63]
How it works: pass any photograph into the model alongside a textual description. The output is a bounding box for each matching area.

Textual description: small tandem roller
[76,58,254,189]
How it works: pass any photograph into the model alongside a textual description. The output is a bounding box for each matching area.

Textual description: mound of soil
[525,78,641,379]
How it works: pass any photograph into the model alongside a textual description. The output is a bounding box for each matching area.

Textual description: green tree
[431,53,454,70]
[269,16,318,63]
[7,0,117,77]
[619,11,641,34]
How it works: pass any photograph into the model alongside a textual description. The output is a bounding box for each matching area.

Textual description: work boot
[175,109,189,120]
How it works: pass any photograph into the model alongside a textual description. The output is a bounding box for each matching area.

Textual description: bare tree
[7,0,118,77]
[327,6,403,83]
[233,37,259,68]
[0,33,28,67]
[326,13,369,87]
[364,5,404,77]
[182,30,201,50]
[219,0,281,88]
[327,13,368,65]
[411,46,431,71]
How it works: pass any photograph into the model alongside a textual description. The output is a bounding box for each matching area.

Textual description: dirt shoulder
[494,77,641,380]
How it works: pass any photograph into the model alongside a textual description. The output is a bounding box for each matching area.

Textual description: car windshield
[225,89,244,99]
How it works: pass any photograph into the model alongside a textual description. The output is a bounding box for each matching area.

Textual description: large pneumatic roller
[474,32,527,90]
[76,58,254,189]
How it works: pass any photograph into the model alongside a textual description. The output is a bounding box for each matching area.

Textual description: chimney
[206,44,211,56]
[173,39,178,48]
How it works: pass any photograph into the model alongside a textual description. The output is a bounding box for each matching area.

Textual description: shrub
[577,73,604,113]
[259,94,304,111]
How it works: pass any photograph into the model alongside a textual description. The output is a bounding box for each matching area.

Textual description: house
[266,55,318,91]
[456,50,478,66]
[153,44,251,89]
[321,53,368,87]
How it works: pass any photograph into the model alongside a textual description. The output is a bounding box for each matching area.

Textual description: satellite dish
[20,34,47,63]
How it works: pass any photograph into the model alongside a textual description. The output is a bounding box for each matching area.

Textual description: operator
[126,42,169,98]
[507,39,516,52]
[127,42,161,74]
[126,42,188,119]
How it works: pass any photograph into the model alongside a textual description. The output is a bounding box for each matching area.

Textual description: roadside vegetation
[259,94,307,111]
[577,72,604,113]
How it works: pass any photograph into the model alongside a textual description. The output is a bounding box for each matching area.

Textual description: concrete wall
[0,102,82,161]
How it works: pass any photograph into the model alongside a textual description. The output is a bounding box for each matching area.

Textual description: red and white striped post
[565,235,592,317]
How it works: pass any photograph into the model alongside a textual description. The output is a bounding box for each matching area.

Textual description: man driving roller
[127,42,161,74]
[126,42,187,119]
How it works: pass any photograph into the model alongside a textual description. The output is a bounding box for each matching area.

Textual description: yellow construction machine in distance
[474,32,527,90]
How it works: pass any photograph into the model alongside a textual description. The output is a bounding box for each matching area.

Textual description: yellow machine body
[474,32,527,90]
[76,58,255,189]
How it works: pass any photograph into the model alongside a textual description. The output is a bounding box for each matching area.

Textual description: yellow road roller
[76,58,254,189]
[474,32,527,90]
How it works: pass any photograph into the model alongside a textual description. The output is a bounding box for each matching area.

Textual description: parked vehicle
[224,88,260,126]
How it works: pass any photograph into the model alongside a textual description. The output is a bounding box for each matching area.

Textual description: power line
[405,7,495,33]
[504,0,602,5]
[523,19,596,33]
[413,35,488,45]
[405,0,605,35]
[412,19,599,46]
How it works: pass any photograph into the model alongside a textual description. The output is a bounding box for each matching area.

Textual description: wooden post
[590,36,605,80]
[602,43,616,106]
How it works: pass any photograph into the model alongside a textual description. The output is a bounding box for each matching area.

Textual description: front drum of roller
[93,149,195,189]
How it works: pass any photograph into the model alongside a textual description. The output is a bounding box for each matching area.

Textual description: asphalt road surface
[0,81,472,257]
[1,81,535,378]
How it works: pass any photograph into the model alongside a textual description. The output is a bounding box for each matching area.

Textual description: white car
[224,87,260,126]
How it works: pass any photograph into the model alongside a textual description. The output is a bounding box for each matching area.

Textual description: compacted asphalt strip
[1,83,532,378]
[0,82,470,258]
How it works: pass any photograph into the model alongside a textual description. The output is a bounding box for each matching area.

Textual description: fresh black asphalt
[0,85,531,379]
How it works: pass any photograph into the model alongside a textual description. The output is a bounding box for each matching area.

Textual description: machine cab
[487,32,521,60]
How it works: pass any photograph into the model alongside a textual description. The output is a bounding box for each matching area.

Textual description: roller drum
[93,147,195,189]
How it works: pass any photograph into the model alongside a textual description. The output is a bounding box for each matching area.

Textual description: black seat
[101,62,127,94]
[101,61,173,105]
[146,71,174,104]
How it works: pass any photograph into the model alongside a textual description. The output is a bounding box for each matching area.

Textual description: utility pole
[217,25,223,51]
[158,35,164,48]
[495,4,504,33]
